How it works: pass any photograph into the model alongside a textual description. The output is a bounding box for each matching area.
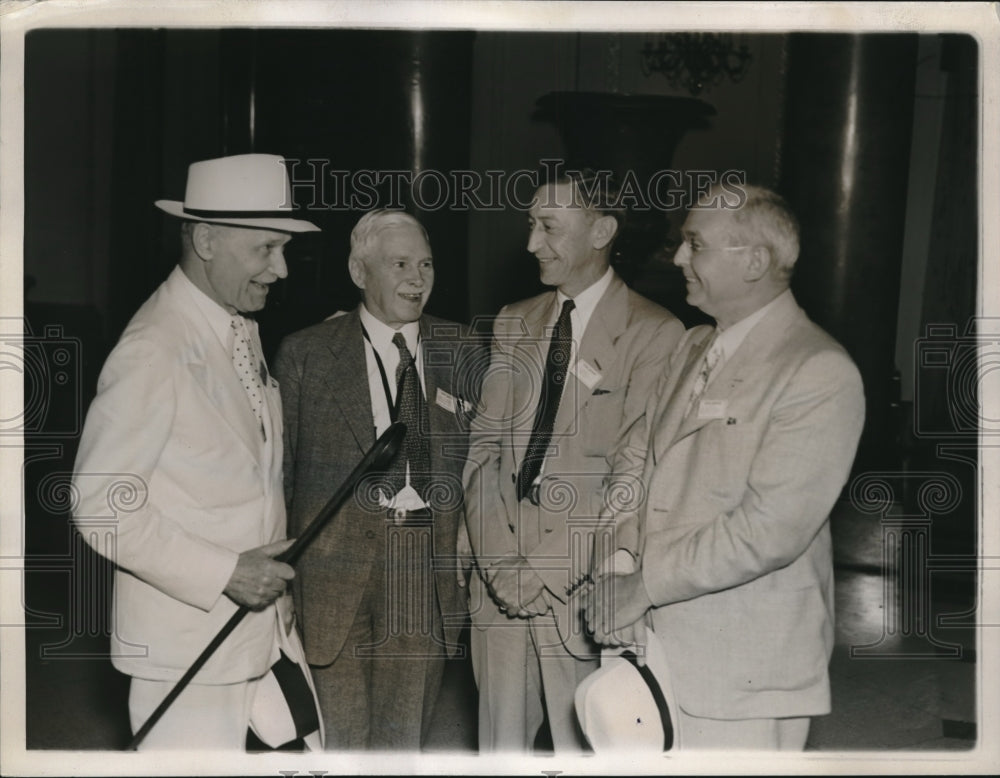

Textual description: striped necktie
[684,335,722,419]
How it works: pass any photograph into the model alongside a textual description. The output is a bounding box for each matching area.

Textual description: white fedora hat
[575,629,680,752]
[155,153,320,233]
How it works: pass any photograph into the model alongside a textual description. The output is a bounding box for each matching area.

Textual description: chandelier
[641,33,753,96]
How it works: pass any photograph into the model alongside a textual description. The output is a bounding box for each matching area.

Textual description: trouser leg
[530,614,598,752]
[471,616,542,751]
[128,677,257,750]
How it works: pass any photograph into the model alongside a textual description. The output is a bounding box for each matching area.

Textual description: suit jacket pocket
[580,386,625,456]
[692,420,760,503]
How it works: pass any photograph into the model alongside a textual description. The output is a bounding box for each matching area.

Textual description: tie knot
[560,298,576,318]
[392,332,413,361]
[231,314,254,339]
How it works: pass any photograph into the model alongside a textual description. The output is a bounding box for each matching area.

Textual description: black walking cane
[127,422,407,750]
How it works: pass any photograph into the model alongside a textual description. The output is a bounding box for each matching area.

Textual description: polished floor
[23,501,977,755]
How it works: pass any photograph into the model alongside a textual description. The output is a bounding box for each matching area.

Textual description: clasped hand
[223,538,295,610]
[483,554,547,618]
[581,571,653,651]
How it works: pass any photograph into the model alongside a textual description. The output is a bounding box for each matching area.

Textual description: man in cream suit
[585,184,865,749]
[73,154,320,749]
[275,210,480,750]
[463,170,683,751]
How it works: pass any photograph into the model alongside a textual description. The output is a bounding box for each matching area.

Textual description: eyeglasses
[681,238,750,256]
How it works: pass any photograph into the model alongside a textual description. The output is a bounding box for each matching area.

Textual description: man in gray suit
[585,184,865,749]
[274,210,478,750]
[463,170,684,751]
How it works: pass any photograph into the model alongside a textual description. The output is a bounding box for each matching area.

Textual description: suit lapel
[190,345,265,462]
[420,317,460,471]
[162,270,264,464]
[249,319,282,491]
[669,293,805,446]
[511,294,559,463]
[322,308,376,453]
[554,274,628,436]
[652,329,715,460]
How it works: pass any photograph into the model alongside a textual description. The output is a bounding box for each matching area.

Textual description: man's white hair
[349,209,429,265]
[720,184,800,281]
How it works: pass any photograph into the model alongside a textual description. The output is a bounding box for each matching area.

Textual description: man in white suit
[72,154,320,749]
[584,184,865,749]
[463,170,683,751]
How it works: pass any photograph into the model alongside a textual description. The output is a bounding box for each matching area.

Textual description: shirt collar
[556,265,613,330]
[713,288,791,362]
[359,303,420,355]
[174,266,239,351]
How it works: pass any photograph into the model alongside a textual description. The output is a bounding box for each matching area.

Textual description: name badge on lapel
[570,359,603,391]
[435,388,457,412]
[697,399,728,420]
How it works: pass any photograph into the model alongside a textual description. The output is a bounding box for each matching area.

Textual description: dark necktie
[391,332,432,498]
[517,298,575,501]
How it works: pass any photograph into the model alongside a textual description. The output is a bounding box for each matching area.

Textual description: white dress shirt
[358,304,425,509]
[705,288,792,389]
[554,265,614,368]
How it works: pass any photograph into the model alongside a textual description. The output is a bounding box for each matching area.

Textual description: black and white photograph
[1,1,997,775]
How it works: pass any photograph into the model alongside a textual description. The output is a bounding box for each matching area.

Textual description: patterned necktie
[685,335,722,419]
[390,332,432,497]
[517,298,575,502]
[230,315,267,440]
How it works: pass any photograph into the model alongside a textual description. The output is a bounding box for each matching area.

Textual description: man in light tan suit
[585,184,865,749]
[463,169,684,751]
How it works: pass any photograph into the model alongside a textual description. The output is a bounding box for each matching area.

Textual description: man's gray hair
[724,185,800,281]
[349,209,429,265]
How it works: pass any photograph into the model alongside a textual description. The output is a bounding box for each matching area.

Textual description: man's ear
[348,257,366,290]
[191,222,215,261]
[590,214,619,251]
[744,245,773,282]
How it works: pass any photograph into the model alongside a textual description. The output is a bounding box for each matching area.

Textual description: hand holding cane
[126,422,407,750]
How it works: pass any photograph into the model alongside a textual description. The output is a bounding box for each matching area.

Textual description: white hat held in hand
[575,627,680,752]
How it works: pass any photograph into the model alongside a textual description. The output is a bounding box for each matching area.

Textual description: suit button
[511,473,516,483]
[366,530,376,539]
